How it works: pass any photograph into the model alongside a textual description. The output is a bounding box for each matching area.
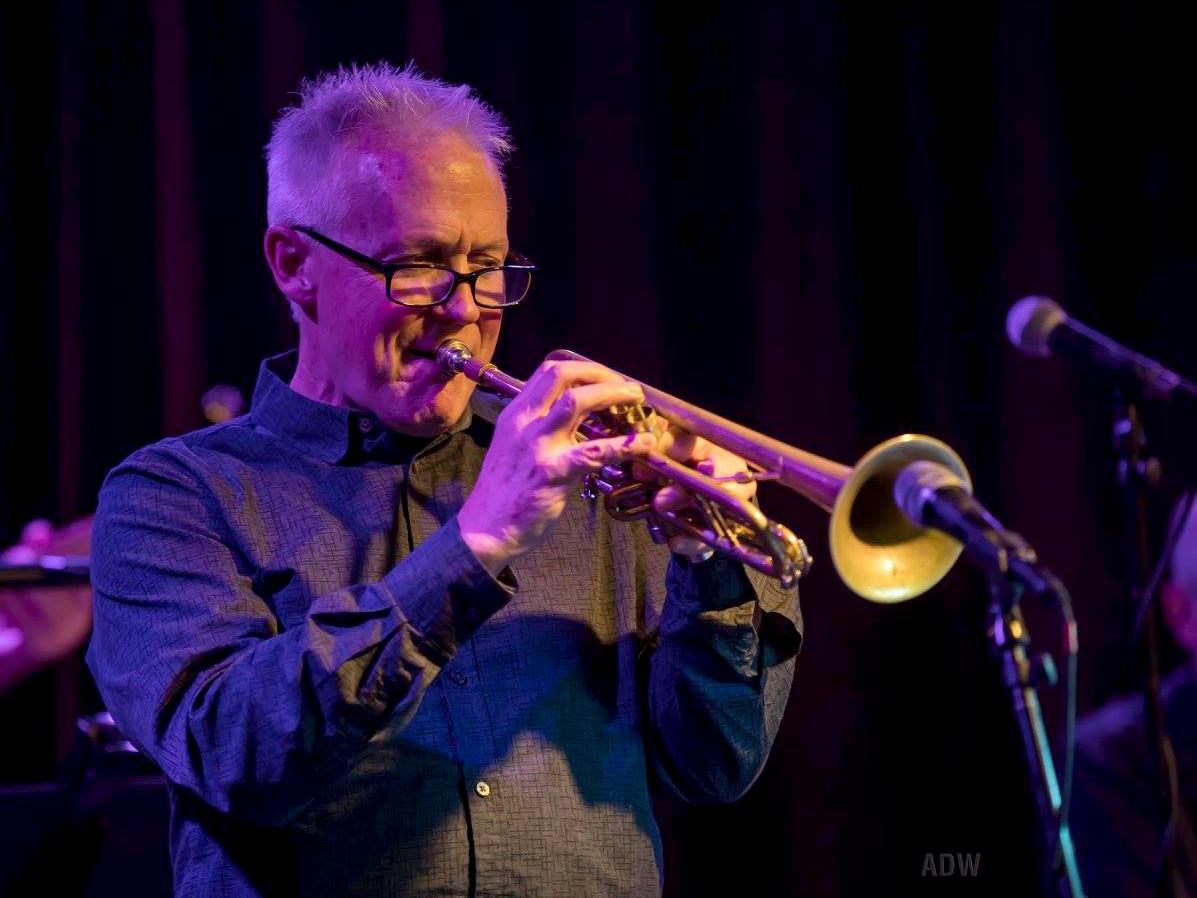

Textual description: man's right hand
[457,359,657,576]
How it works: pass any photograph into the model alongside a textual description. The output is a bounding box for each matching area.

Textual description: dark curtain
[3,2,1197,895]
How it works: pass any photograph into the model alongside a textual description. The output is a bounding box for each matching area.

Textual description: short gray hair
[266,62,513,231]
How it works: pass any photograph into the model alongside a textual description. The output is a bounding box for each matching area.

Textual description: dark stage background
[3,1,1197,895]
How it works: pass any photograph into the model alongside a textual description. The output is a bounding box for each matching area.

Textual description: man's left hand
[651,429,756,562]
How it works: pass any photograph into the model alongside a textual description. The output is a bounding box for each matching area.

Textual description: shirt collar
[249,350,474,464]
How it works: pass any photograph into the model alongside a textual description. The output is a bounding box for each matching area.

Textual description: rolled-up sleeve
[646,554,802,804]
[86,446,513,827]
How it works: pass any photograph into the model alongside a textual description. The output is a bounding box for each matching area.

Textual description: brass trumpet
[437,340,971,603]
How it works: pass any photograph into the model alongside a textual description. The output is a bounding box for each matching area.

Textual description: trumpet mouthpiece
[436,340,473,375]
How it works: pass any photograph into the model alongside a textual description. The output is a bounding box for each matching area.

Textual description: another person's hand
[0,517,94,694]
[458,359,657,575]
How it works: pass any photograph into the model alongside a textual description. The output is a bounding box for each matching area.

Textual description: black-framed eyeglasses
[294,225,535,309]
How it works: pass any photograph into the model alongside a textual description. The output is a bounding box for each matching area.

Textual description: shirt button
[474,781,491,798]
[447,670,468,686]
[357,417,375,434]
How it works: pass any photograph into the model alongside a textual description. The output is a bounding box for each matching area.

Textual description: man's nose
[433,277,481,325]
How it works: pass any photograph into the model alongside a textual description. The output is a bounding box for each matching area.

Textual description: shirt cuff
[662,555,803,669]
[377,518,516,663]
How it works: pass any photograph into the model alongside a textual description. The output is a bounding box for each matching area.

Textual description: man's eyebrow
[374,236,439,258]
[377,237,508,258]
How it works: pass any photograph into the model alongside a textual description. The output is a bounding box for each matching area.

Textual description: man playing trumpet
[87,63,801,898]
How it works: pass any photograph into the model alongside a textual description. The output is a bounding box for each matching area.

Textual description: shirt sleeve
[86,444,514,827]
[646,547,802,805]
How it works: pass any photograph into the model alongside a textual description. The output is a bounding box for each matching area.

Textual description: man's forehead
[340,127,499,188]
[328,127,507,251]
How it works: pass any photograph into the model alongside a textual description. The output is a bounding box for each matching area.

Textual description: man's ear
[264,226,317,315]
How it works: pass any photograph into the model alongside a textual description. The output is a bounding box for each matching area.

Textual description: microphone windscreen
[893,460,967,525]
[1006,295,1067,357]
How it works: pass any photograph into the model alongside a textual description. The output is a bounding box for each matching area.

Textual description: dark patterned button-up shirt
[86,352,802,897]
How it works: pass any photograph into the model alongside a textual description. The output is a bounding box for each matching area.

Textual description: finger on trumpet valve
[572,400,660,443]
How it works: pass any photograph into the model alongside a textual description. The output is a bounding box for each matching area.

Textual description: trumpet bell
[830,435,971,603]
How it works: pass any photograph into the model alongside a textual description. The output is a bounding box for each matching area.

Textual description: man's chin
[377,385,471,437]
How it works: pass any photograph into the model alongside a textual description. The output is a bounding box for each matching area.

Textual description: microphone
[894,461,1060,597]
[1006,296,1197,402]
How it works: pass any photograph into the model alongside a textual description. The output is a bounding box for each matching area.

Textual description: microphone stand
[1112,397,1157,596]
[1111,395,1185,898]
[986,568,1085,898]
[896,465,1085,894]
